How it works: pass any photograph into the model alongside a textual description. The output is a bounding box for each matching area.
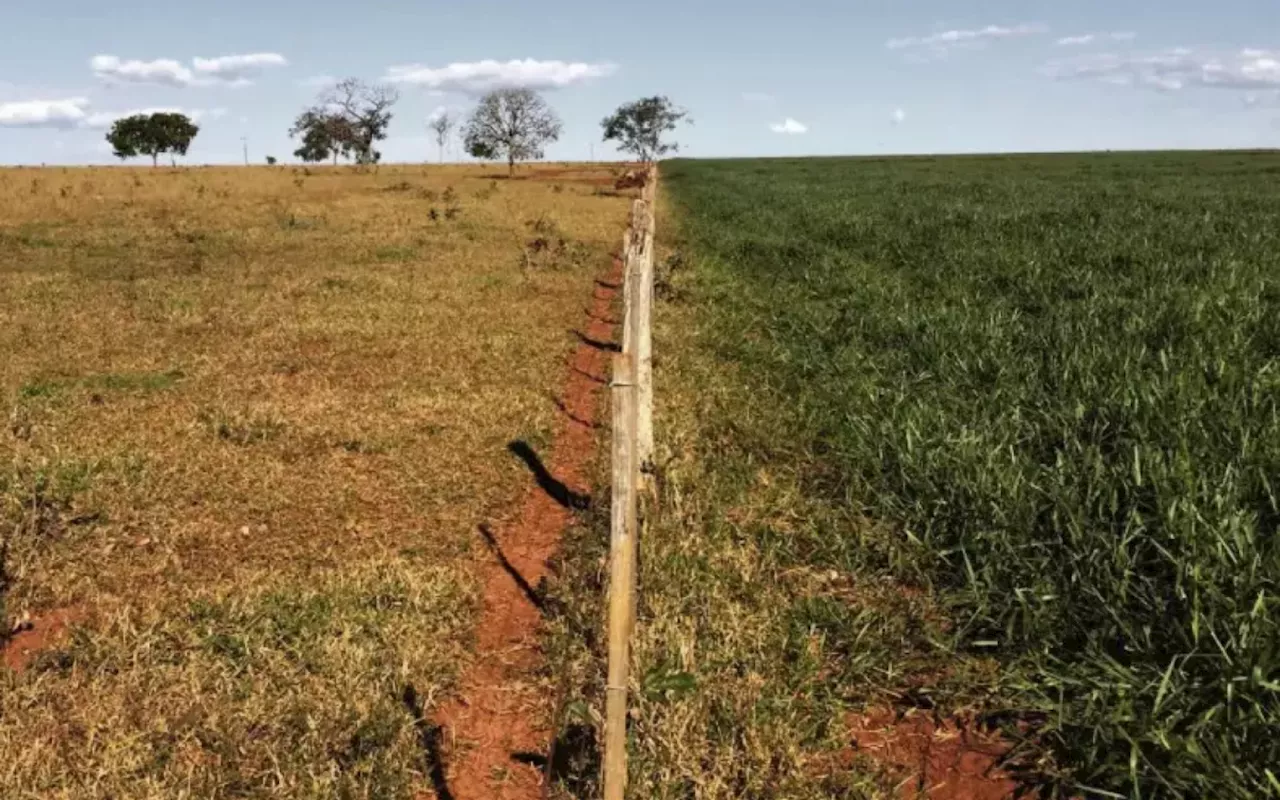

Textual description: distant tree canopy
[106,112,200,167]
[463,88,562,175]
[290,109,354,164]
[290,78,398,166]
[428,111,455,164]
[601,96,689,163]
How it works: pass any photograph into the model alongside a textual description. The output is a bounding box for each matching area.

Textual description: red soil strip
[487,168,618,187]
[429,258,622,800]
[2,607,86,674]
[848,709,1018,800]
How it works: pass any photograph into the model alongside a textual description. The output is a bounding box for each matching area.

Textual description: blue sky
[1,0,1277,165]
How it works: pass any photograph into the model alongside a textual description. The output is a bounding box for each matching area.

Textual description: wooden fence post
[635,184,656,488]
[603,353,638,800]
[602,165,659,799]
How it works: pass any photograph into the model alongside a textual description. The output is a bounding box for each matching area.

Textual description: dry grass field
[0,163,629,798]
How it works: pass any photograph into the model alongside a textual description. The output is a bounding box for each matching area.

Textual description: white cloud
[1057,32,1137,46]
[1046,47,1280,92]
[92,53,287,87]
[192,53,287,84]
[0,97,89,128]
[1,99,223,130]
[384,58,615,93]
[887,23,1047,53]
[92,55,193,87]
[426,105,450,123]
[769,117,807,134]
[891,108,906,125]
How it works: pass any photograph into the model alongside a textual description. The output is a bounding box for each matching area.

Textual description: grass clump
[1,562,473,798]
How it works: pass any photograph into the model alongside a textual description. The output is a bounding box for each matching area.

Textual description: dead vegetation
[0,163,630,797]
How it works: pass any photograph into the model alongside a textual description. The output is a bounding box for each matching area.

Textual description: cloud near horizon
[1057,32,1137,46]
[1046,47,1280,92]
[887,23,1048,54]
[92,53,288,87]
[769,117,807,134]
[0,98,225,129]
[384,58,615,93]
[0,97,90,128]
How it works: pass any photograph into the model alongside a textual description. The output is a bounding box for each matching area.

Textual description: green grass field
[631,152,1280,798]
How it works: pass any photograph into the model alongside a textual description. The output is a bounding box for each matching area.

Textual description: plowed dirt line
[429,258,622,800]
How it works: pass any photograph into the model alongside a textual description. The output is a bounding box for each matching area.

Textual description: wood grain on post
[622,199,645,358]
[603,353,638,800]
[636,193,656,491]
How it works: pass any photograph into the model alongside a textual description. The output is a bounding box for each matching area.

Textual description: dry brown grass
[0,162,630,798]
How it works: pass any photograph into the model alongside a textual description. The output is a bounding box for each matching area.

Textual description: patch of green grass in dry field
[623,152,1280,799]
[0,163,629,798]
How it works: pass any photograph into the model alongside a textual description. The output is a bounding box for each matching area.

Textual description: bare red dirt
[2,607,86,673]
[483,168,618,187]
[427,258,622,800]
[848,709,1018,800]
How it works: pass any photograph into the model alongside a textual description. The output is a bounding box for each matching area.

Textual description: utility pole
[241,137,249,166]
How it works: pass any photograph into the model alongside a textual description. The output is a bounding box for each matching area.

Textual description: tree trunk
[151,154,158,167]
[508,154,515,176]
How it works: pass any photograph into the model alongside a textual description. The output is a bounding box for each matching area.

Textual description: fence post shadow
[507,440,591,510]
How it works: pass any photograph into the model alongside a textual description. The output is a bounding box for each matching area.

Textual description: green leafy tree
[601,96,689,163]
[289,109,353,164]
[463,88,562,175]
[106,112,200,167]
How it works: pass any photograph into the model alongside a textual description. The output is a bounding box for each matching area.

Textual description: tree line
[105,79,689,170]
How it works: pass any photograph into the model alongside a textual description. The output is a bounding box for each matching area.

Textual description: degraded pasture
[0,163,628,798]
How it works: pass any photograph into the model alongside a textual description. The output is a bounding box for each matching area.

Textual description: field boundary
[603,166,657,800]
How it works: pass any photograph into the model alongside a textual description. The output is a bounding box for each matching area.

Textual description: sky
[0,0,1277,165]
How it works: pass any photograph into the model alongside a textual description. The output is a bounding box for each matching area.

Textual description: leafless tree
[320,78,399,166]
[428,111,455,163]
[463,88,562,175]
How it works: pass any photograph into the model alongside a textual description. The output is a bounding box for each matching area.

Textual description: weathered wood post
[603,353,638,800]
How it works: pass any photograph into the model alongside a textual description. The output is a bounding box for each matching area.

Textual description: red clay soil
[2,607,86,674]
[427,257,622,800]
[848,709,1018,800]
[497,167,619,187]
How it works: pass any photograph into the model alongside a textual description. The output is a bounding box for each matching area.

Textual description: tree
[289,78,398,167]
[289,109,353,164]
[601,96,689,163]
[265,155,277,165]
[324,78,398,166]
[106,112,200,167]
[428,110,454,164]
[463,88,562,175]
